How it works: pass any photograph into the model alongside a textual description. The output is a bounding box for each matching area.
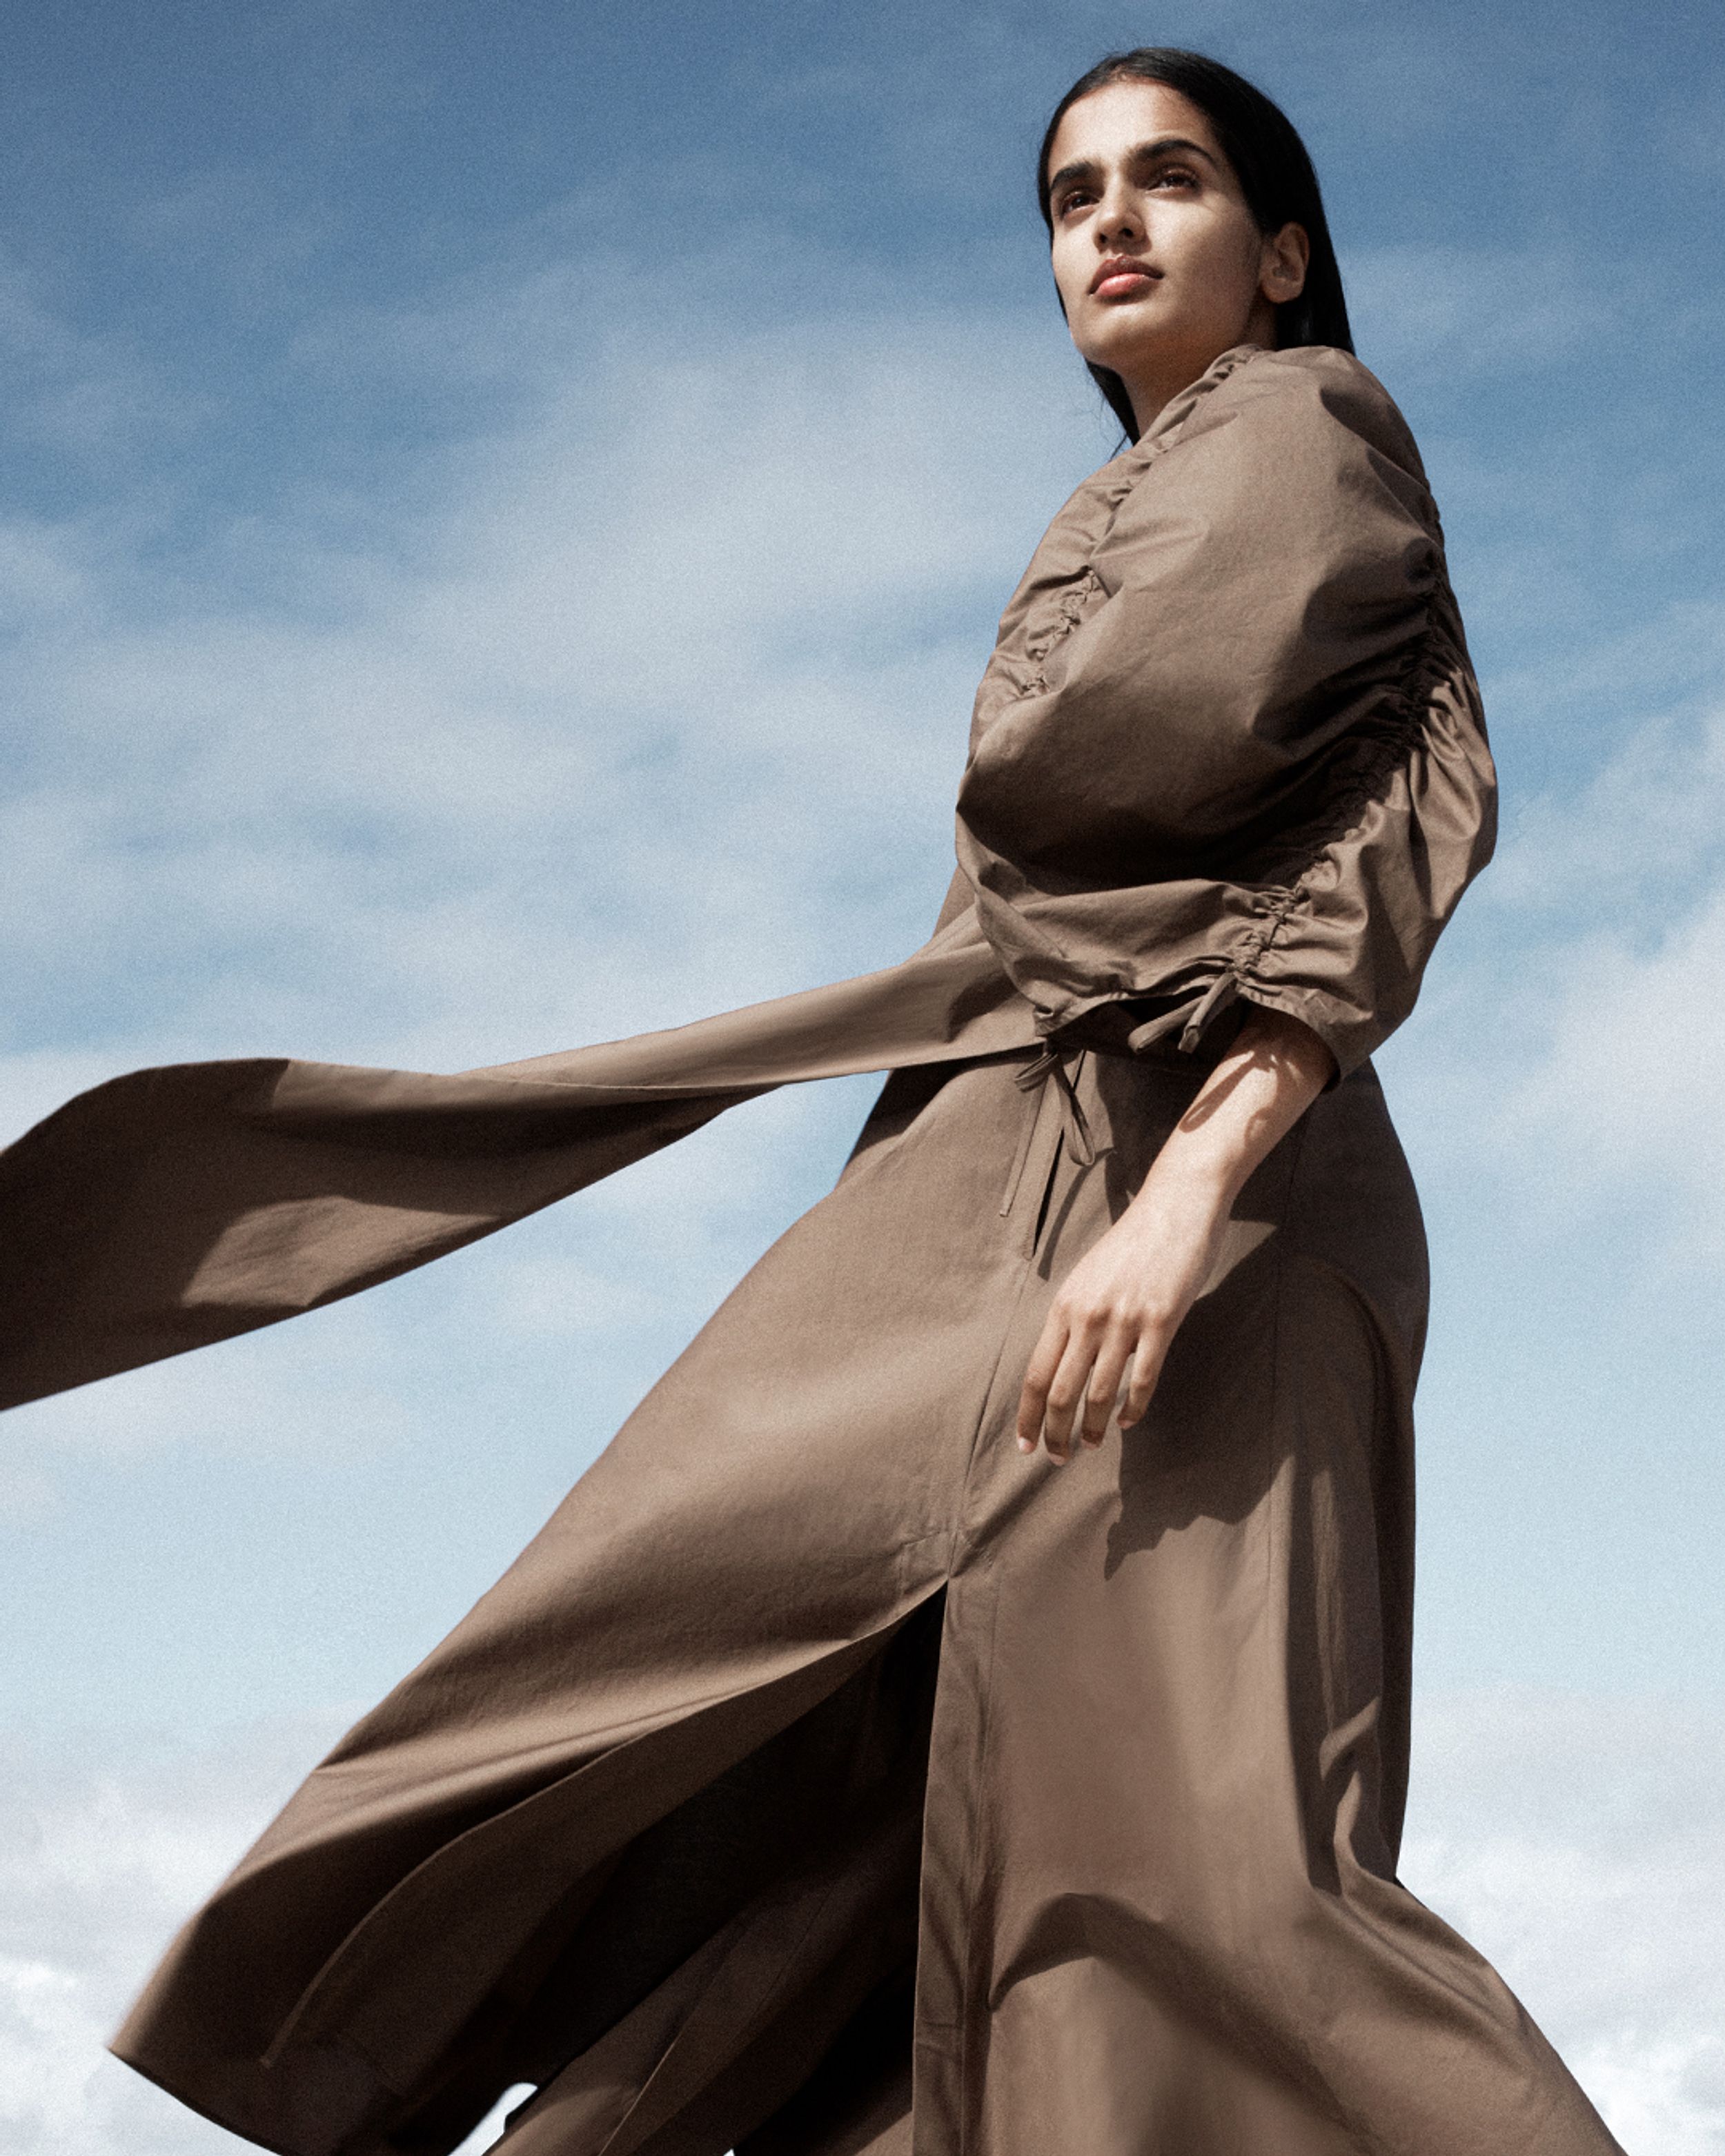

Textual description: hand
[1012,1005,1334,1465]
[1014,1167,1228,1463]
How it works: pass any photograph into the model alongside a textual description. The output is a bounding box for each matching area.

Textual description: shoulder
[1252,345,1428,486]
[1123,344,1437,550]
[1157,344,1428,495]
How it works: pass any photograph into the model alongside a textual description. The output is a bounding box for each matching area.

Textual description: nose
[1094,173,1145,250]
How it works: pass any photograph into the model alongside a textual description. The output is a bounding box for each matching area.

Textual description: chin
[1089,317,1232,382]
[1078,313,1173,366]
[1079,333,1173,380]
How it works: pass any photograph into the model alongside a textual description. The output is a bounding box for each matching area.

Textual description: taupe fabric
[3,344,1620,2150]
[957,343,1495,1077]
[0,908,1036,1410]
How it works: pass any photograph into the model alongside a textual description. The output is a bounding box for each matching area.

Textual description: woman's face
[1045,80,1309,431]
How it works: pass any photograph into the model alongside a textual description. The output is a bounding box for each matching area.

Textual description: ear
[1259,221,1310,305]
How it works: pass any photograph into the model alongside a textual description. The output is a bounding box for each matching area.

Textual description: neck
[1119,297,1279,435]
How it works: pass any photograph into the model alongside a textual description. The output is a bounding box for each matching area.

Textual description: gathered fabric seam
[1223,595,1449,1014]
[1014,346,1267,700]
[1148,591,1450,1067]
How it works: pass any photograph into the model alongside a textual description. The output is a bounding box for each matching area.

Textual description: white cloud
[1381,678,1725,1256]
[1506,879,1725,1222]
[1,254,1096,1109]
[1486,698,1725,922]
[2,1302,421,1476]
[0,515,92,620]
[0,1719,522,2153]
[1,1719,342,2155]
[1403,1690,1725,2155]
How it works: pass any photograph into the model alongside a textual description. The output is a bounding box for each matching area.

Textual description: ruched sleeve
[954,342,1496,1078]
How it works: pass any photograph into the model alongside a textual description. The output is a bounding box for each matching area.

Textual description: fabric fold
[0,911,1038,1412]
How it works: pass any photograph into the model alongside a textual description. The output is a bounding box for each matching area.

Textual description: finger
[1016,1312,1070,1452]
[1118,1327,1172,1428]
[1041,1324,1101,1463]
[1079,1325,1136,1446]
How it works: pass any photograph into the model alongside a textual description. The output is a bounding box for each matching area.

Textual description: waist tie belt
[999,1042,1098,1220]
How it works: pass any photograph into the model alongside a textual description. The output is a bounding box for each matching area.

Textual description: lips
[1090,255,1159,298]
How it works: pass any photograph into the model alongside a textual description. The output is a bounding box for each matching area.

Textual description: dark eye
[1148,164,1199,190]
[1055,188,1095,217]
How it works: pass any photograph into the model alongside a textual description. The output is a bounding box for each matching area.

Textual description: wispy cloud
[1,248,1098,1111]
[1383,680,1725,1252]
[0,248,208,473]
[1403,1690,1725,2155]
[0,1715,521,2152]
[2,1717,344,2155]
[1348,244,1613,384]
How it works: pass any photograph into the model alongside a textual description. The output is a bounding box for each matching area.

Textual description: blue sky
[1,1,1722,2148]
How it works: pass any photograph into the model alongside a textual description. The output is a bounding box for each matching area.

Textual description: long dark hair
[1037,48,1353,440]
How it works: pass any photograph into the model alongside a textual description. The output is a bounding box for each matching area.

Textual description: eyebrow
[1046,135,1221,200]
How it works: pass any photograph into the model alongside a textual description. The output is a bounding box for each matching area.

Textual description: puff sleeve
[954,343,1496,1077]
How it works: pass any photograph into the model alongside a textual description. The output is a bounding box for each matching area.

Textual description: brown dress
[0,345,1624,2154]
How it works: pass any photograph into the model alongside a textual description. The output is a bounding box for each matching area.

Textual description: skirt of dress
[111,1043,1623,2156]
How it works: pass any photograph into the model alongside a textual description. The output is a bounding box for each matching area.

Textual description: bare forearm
[1127,1005,1335,1218]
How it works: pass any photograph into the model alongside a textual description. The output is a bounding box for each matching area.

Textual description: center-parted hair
[1038,48,1353,439]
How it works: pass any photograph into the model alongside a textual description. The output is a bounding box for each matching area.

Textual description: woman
[1,47,1623,2156]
